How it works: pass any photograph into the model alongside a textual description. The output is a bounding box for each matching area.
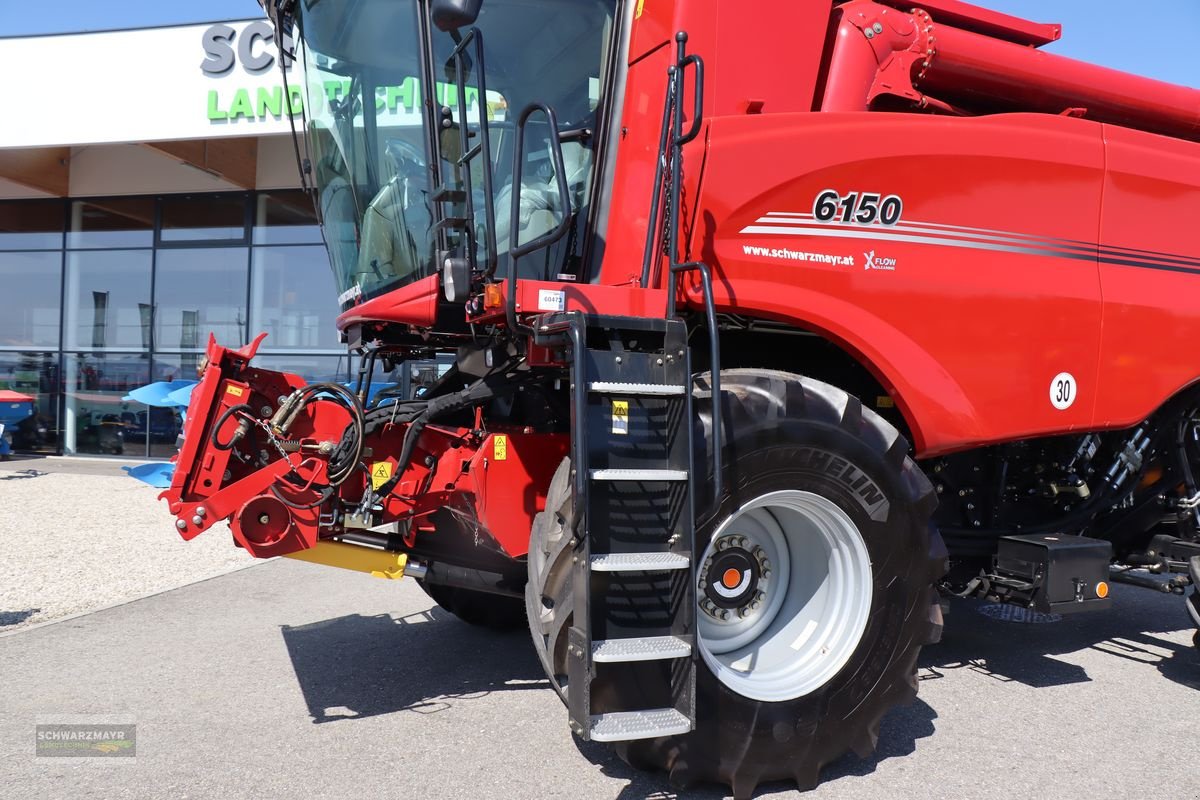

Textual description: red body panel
[1097,125,1200,427]
[682,112,1106,455]
[593,0,1200,457]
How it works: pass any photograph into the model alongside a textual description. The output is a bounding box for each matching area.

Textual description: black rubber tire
[417,581,527,631]
[526,370,945,798]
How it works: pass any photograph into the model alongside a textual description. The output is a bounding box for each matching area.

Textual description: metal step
[592,635,691,663]
[589,552,690,572]
[590,709,693,742]
[589,468,688,482]
[588,381,687,396]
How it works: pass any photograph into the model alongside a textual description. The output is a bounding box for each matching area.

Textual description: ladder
[555,314,698,742]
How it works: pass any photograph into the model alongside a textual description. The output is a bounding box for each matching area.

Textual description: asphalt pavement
[1,558,1197,799]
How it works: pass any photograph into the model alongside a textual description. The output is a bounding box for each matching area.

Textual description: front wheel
[527,370,944,797]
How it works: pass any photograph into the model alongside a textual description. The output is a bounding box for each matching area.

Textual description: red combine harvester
[161,0,1200,794]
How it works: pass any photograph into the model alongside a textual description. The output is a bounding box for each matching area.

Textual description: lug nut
[762,569,772,579]
[720,609,731,621]
[196,507,207,518]
[191,516,203,526]
[750,600,762,610]
[738,607,752,618]
[175,519,187,531]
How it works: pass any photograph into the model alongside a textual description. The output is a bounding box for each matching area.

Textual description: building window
[0,199,64,250]
[251,245,340,350]
[155,247,250,349]
[0,351,60,454]
[63,250,154,351]
[63,353,150,457]
[254,191,322,245]
[2,189,347,457]
[0,251,61,348]
[160,194,249,243]
[68,197,156,249]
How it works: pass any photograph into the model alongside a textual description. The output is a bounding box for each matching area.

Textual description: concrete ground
[1,554,1197,800]
[0,456,255,631]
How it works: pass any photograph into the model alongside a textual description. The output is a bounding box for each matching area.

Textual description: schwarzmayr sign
[198,22,483,124]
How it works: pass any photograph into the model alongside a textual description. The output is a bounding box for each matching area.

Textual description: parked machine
[159,0,1200,794]
[0,390,35,460]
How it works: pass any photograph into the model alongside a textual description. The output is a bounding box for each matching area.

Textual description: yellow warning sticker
[612,400,629,435]
[493,434,508,461]
[635,0,645,19]
[370,461,393,490]
[225,385,245,398]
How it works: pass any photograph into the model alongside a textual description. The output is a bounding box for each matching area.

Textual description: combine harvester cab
[158,0,1200,795]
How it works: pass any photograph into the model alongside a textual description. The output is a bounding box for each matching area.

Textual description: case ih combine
[160,0,1200,794]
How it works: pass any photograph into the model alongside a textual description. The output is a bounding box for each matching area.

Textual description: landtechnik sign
[0,19,482,149]
[198,21,442,126]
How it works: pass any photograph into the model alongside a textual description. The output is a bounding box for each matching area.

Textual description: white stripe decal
[738,224,1096,262]
[749,218,1096,254]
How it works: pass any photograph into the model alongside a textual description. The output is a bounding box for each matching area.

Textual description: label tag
[612,400,629,435]
[493,434,508,461]
[370,461,393,490]
[537,289,566,312]
[225,385,245,398]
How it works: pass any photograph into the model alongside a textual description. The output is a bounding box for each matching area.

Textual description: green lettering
[386,77,419,113]
[287,86,305,116]
[207,90,228,121]
[228,88,253,121]
[256,86,283,119]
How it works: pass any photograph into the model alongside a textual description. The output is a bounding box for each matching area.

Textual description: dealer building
[0,19,427,458]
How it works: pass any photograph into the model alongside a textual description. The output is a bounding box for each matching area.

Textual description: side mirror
[432,0,482,32]
[442,255,471,302]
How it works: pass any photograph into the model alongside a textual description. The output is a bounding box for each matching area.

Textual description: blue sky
[0,0,1196,85]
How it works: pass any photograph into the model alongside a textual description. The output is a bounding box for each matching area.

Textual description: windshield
[296,0,617,309]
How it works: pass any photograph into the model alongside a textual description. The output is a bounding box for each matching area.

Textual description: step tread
[589,552,690,572]
[590,709,693,742]
[588,382,687,396]
[589,468,688,482]
[592,635,692,663]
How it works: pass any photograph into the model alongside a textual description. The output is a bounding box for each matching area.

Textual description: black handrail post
[450,28,499,276]
[506,103,573,336]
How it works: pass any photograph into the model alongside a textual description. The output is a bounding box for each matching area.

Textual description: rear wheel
[418,581,526,630]
[527,370,944,797]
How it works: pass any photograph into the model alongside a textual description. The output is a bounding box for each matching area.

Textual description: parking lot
[2,458,1198,799]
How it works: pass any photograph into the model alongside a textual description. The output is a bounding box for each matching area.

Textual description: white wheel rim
[696,490,873,702]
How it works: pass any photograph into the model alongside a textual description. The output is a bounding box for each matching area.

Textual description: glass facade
[0,190,352,457]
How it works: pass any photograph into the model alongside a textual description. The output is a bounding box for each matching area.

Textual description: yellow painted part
[283,541,408,579]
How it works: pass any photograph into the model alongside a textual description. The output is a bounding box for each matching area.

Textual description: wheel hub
[699,536,769,620]
[695,490,874,702]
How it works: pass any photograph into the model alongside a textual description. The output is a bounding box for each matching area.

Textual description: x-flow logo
[864,250,898,271]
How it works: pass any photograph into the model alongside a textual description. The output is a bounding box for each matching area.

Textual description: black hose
[211,404,254,451]
[271,483,335,510]
[372,374,516,499]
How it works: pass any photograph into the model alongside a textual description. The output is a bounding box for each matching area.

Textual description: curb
[0,558,276,639]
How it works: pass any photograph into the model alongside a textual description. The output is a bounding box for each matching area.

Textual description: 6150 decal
[813,190,903,226]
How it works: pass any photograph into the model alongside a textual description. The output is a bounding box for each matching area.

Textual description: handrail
[448,27,499,277]
[506,103,573,336]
